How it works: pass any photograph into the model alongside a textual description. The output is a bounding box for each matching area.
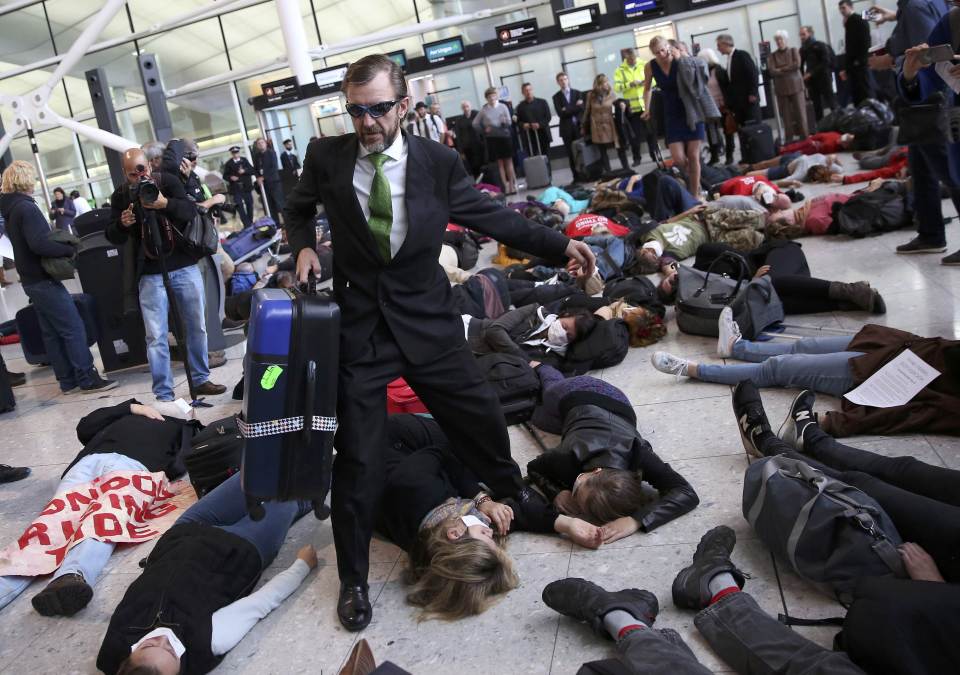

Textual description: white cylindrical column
[276,0,314,87]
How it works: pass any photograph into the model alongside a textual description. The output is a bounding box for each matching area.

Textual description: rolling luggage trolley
[237,277,339,520]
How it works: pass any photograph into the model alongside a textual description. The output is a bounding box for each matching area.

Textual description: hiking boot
[777,390,818,451]
[0,464,30,484]
[731,381,771,458]
[717,306,742,358]
[672,526,746,610]
[80,374,118,393]
[651,352,690,380]
[896,236,947,254]
[942,249,960,266]
[194,381,227,396]
[828,281,882,313]
[542,578,659,639]
[31,573,93,617]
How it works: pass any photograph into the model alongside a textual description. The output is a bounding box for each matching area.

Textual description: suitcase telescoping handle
[303,360,317,445]
[524,127,543,156]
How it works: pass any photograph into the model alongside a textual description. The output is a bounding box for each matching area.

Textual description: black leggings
[767,426,960,581]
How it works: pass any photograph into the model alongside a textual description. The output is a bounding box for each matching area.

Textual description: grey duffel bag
[743,454,906,603]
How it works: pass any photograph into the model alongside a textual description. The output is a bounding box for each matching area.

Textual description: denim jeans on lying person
[22,279,97,392]
[174,473,311,568]
[696,336,862,397]
[0,453,147,611]
[138,264,210,401]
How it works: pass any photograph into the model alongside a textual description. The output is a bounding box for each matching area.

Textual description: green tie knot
[369,152,389,170]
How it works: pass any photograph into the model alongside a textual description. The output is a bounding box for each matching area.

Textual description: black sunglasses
[345,99,404,119]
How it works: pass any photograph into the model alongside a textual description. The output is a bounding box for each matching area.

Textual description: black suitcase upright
[738,122,776,164]
[15,292,100,365]
[238,288,340,519]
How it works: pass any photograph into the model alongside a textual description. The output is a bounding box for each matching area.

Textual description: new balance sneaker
[731,381,772,458]
[651,352,690,380]
[717,306,742,358]
[777,389,818,451]
[672,526,746,611]
[542,578,659,639]
[896,236,947,254]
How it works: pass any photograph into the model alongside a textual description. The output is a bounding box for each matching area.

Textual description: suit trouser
[846,66,871,107]
[909,143,960,245]
[262,180,286,227]
[626,111,658,162]
[332,320,523,584]
[578,592,863,675]
[562,135,579,172]
[806,79,836,122]
[230,186,254,228]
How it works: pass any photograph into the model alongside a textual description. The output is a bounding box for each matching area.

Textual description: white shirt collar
[357,129,405,162]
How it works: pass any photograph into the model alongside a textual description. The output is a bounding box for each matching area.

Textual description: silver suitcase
[522,129,551,189]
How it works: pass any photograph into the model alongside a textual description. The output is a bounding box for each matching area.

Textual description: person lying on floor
[0,399,198,617]
[96,473,316,675]
[776,130,856,156]
[744,152,843,187]
[466,303,598,360]
[654,240,886,315]
[376,414,603,620]
[526,362,699,544]
[833,146,908,185]
[731,382,960,675]
[542,526,866,675]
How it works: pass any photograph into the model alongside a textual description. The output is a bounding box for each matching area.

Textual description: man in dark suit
[253,138,285,226]
[799,25,838,122]
[279,138,300,196]
[716,34,761,127]
[552,72,584,173]
[839,0,873,105]
[453,100,483,178]
[516,82,552,166]
[284,55,595,632]
[221,146,254,227]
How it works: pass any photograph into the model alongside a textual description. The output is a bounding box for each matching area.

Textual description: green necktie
[367,152,393,261]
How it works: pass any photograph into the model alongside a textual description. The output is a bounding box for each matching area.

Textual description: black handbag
[896,93,949,146]
[176,207,219,259]
[675,252,750,337]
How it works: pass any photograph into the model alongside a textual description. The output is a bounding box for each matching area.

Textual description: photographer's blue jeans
[696,336,862,397]
[0,453,147,611]
[22,279,96,391]
[138,264,210,401]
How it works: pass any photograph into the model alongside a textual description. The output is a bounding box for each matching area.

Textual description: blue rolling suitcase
[223,221,280,263]
[238,287,340,519]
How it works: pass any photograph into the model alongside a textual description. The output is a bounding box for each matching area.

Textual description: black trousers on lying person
[334,320,524,586]
[578,591,864,675]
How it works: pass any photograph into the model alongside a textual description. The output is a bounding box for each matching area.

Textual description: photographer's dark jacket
[106,171,198,277]
[526,404,699,532]
[0,192,75,285]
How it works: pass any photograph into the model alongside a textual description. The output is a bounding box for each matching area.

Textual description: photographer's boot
[195,381,227,396]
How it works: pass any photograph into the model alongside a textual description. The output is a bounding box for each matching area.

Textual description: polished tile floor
[0,153,958,674]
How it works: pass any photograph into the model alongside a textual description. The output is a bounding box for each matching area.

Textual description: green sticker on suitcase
[260,365,283,390]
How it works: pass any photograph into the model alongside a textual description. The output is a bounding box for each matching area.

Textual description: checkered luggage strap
[235,414,337,438]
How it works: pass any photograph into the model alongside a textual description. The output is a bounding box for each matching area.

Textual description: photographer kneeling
[107,148,226,403]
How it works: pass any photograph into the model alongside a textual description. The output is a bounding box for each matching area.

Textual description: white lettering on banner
[665,224,692,246]
[0,472,195,577]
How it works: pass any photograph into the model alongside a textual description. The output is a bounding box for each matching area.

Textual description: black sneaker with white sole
[731,381,772,458]
[896,236,947,254]
[777,390,818,451]
[80,374,118,393]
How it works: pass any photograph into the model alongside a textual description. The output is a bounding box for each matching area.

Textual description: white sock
[707,572,738,597]
[603,609,646,640]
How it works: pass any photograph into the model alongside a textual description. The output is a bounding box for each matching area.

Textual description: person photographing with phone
[106,148,227,404]
[284,54,595,632]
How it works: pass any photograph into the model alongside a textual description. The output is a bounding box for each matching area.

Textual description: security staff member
[221,147,254,228]
[614,47,659,165]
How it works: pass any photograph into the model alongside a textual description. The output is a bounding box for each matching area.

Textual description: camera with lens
[130,175,160,204]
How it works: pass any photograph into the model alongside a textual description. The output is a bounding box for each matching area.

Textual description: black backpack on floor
[475,353,541,425]
[185,416,243,498]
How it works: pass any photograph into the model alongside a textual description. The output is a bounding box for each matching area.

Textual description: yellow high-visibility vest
[614,60,647,111]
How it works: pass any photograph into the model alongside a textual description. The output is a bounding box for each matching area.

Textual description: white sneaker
[651,351,689,380]
[717,306,742,358]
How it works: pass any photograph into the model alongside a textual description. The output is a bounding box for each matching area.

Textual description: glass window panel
[0,7,56,67]
[115,104,154,147]
[561,40,599,92]
[32,126,83,190]
[219,4,286,70]
[137,18,231,92]
[60,45,145,119]
[676,8,750,61]
[168,84,243,149]
[47,0,133,44]
[314,0,418,46]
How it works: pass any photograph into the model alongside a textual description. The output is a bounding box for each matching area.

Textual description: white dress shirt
[353,130,409,257]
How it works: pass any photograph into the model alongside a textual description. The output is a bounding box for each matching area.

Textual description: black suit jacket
[726,49,760,107]
[283,133,570,365]
[254,149,281,183]
[844,14,871,69]
[552,88,583,142]
[280,150,301,173]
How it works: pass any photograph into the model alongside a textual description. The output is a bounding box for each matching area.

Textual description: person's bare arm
[641,63,654,118]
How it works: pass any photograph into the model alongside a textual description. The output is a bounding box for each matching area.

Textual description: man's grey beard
[359,118,402,154]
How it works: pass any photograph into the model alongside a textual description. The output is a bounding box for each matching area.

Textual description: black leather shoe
[672,526,746,610]
[542,578,658,640]
[338,583,372,632]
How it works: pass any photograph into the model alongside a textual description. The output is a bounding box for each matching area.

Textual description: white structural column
[275,0,314,87]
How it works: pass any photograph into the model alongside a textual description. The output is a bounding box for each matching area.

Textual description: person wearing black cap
[280,139,300,196]
[408,101,445,143]
[221,147,254,228]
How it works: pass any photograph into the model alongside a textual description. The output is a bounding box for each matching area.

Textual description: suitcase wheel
[247,498,266,521]
[313,500,330,521]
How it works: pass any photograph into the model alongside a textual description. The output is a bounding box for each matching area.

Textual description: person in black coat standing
[839,0,873,105]
[253,138,285,226]
[221,147,255,228]
[716,34,761,127]
[284,54,596,633]
[552,72,584,173]
[279,138,301,197]
[516,82,552,166]
[799,25,838,122]
[453,100,484,178]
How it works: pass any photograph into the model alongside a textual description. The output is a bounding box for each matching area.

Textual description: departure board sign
[424,36,466,64]
[313,64,349,96]
[623,0,664,22]
[261,76,300,105]
[387,50,407,71]
[556,4,601,35]
[496,18,539,49]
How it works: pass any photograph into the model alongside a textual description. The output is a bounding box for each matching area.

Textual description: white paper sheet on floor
[843,348,941,408]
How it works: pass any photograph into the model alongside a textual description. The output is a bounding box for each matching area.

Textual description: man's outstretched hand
[565,239,596,279]
[296,247,322,284]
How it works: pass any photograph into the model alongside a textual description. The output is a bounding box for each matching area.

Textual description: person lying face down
[0,399,199,618]
[97,474,315,675]
[525,363,699,544]
[376,414,604,620]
